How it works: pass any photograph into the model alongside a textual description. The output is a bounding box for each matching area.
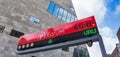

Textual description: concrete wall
[0,0,76,57]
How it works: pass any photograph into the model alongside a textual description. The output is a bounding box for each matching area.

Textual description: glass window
[66,13,71,22]
[71,15,75,22]
[58,8,63,19]
[69,5,75,11]
[62,10,68,21]
[74,17,78,21]
[47,1,76,22]
[10,29,24,38]
[29,16,40,24]
[47,1,55,14]
[53,5,59,16]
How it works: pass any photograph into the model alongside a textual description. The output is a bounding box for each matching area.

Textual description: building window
[47,1,77,22]
[74,17,78,21]
[47,1,55,14]
[0,25,5,33]
[69,5,75,11]
[73,47,90,57]
[10,29,24,38]
[58,8,63,19]
[53,5,59,16]
[71,15,75,22]
[29,16,40,24]
[62,10,68,21]
[66,13,71,22]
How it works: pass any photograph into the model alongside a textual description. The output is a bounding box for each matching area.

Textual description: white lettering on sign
[46,29,65,38]
[38,29,65,40]
[39,31,46,40]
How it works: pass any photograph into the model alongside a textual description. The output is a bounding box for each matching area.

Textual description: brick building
[108,47,119,57]
[108,28,120,57]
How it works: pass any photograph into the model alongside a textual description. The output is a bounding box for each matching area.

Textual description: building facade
[73,45,90,57]
[0,0,89,57]
[108,47,119,57]
[108,28,120,57]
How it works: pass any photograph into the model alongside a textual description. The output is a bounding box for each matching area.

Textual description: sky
[72,0,120,57]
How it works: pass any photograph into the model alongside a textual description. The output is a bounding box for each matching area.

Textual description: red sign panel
[17,16,98,53]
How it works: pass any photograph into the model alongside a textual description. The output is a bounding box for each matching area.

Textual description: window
[31,56,36,57]
[74,17,78,21]
[53,5,59,16]
[58,8,63,19]
[29,16,40,24]
[0,25,5,33]
[62,10,68,21]
[69,5,75,11]
[47,1,55,14]
[10,29,24,38]
[47,1,77,22]
[66,13,71,22]
[71,15,75,22]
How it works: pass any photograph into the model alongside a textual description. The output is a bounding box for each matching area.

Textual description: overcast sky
[72,0,120,57]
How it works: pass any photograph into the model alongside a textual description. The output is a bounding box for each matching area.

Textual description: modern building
[0,0,89,57]
[108,27,120,57]
[73,45,90,57]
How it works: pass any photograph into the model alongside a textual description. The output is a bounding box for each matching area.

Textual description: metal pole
[98,36,107,57]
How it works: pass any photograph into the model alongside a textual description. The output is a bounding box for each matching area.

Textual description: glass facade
[53,5,59,16]
[58,8,63,19]
[47,1,55,14]
[47,1,77,22]
[66,13,71,22]
[73,46,90,57]
[71,15,75,22]
[69,5,75,11]
[62,10,67,21]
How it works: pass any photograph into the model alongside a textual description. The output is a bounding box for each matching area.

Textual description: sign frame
[16,34,107,57]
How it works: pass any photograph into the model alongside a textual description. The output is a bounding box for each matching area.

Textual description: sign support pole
[98,36,108,57]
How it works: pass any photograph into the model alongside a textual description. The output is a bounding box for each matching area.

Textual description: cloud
[72,0,106,24]
[72,0,119,57]
[115,4,120,15]
[99,27,119,54]
[87,26,119,57]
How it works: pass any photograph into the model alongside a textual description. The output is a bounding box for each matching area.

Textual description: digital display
[83,28,97,36]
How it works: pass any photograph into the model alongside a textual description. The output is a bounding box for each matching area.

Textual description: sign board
[16,16,99,55]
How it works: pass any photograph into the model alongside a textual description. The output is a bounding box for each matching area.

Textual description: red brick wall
[109,47,118,57]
